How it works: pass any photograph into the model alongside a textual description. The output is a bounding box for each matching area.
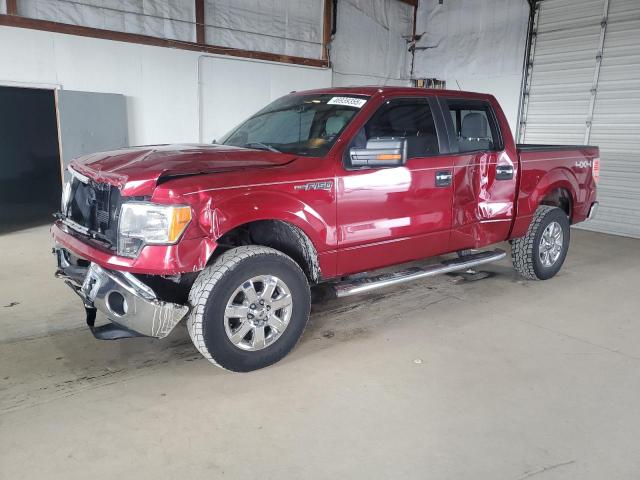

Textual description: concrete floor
[1,226,639,479]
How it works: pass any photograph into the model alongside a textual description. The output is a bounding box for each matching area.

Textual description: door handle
[496,165,514,180]
[435,170,452,187]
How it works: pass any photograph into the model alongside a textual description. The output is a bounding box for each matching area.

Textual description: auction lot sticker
[327,97,367,108]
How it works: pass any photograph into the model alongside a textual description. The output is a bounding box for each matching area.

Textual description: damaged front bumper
[55,247,189,340]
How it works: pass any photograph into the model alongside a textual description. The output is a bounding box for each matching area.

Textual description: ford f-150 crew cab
[53,87,599,371]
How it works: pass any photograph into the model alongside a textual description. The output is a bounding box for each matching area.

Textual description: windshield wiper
[243,142,280,153]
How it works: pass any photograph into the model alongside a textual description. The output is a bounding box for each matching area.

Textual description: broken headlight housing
[60,179,73,215]
[117,202,192,257]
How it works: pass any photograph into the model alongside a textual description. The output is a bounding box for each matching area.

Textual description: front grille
[63,178,122,249]
[96,208,110,225]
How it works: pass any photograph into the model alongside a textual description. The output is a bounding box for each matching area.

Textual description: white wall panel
[199,56,332,142]
[0,26,331,147]
[414,0,529,79]
[413,0,529,135]
[437,75,526,137]
[330,0,413,87]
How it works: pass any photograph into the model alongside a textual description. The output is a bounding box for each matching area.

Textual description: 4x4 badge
[575,160,592,168]
[294,180,333,191]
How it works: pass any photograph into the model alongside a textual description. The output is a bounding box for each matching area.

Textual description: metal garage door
[519,0,640,238]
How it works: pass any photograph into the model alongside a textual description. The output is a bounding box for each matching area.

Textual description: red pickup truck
[53,87,599,371]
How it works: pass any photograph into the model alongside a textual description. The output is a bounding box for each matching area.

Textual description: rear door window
[446,100,501,153]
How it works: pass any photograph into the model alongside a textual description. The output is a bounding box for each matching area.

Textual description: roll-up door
[519,0,640,238]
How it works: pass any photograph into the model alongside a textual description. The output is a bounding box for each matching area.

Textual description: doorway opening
[0,86,62,234]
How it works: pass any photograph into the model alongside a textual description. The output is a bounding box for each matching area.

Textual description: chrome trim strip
[184,155,594,195]
[479,218,511,224]
[184,177,334,195]
[520,156,591,163]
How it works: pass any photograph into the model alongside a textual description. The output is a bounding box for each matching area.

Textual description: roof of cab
[288,86,495,101]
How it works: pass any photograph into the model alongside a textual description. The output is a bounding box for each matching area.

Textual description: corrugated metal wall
[520,0,640,238]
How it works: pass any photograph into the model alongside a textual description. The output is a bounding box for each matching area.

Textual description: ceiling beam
[195,0,205,45]
[322,0,332,62]
[6,0,17,15]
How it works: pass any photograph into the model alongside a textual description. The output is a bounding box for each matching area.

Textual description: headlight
[118,202,192,257]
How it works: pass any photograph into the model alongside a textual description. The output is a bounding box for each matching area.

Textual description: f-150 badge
[294,181,333,191]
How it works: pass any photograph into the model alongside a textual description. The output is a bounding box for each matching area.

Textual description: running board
[332,249,506,298]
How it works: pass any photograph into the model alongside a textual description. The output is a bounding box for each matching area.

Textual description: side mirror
[349,138,407,168]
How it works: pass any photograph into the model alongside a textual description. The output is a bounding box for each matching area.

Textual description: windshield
[220,94,369,157]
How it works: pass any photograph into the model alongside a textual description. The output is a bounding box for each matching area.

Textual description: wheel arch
[540,187,573,220]
[204,190,333,283]
[529,168,579,221]
[212,219,322,283]
[511,168,578,238]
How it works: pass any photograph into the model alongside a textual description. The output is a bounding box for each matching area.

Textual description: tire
[187,246,311,372]
[511,205,570,280]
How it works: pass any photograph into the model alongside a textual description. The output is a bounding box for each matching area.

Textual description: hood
[70,144,297,196]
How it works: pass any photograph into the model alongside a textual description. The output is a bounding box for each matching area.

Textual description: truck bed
[511,144,599,238]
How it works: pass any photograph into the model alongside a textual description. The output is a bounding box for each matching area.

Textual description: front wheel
[187,246,311,372]
[511,205,570,280]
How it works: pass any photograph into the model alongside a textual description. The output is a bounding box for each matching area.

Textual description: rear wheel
[187,246,311,372]
[511,205,570,280]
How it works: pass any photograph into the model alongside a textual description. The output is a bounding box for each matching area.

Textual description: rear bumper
[587,201,599,220]
[55,247,189,339]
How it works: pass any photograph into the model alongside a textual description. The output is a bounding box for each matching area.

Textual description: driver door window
[345,98,440,168]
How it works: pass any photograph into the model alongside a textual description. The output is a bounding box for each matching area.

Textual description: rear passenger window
[352,98,440,159]
[447,101,501,153]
